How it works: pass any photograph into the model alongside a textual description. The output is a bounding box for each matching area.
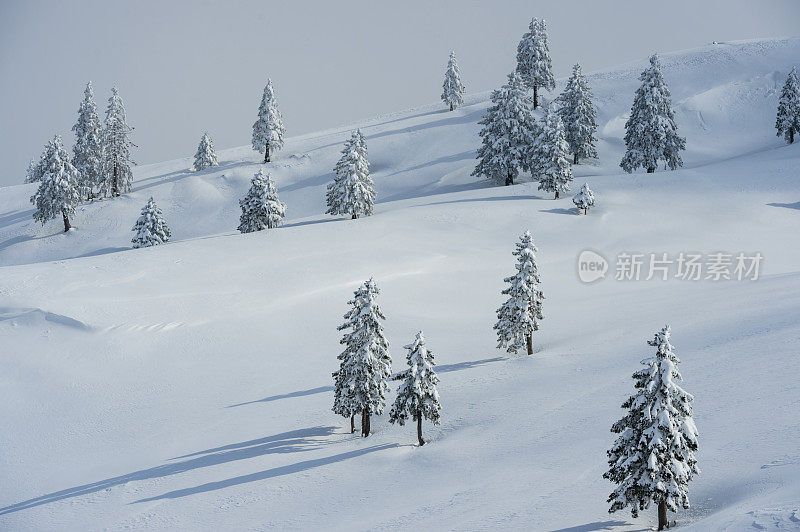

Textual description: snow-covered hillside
[2,38,799,530]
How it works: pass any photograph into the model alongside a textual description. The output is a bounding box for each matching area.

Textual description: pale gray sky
[1,0,798,187]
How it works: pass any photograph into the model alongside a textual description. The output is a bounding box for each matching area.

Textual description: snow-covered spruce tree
[326,132,357,215]
[604,326,699,531]
[441,50,466,111]
[238,169,287,233]
[532,106,573,199]
[516,17,555,109]
[72,81,103,200]
[100,87,135,197]
[557,64,598,164]
[472,72,535,186]
[131,197,171,248]
[252,79,285,163]
[326,130,374,219]
[389,331,441,446]
[494,231,544,355]
[24,155,44,184]
[620,55,685,174]
[572,182,595,214]
[193,132,219,171]
[776,66,800,144]
[333,278,391,437]
[30,135,81,232]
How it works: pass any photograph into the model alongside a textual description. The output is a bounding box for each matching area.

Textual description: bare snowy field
[1,39,800,530]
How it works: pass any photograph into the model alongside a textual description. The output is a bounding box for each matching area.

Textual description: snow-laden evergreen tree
[237,168,287,233]
[325,130,374,219]
[131,197,171,248]
[532,106,573,199]
[776,66,800,144]
[516,17,555,109]
[389,331,441,446]
[441,50,466,111]
[24,155,43,184]
[30,135,81,232]
[604,326,699,531]
[332,278,391,437]
[472,72,535,186]
[193,132,219,171]
[100,87,135,197]
[494,231,544,355]
[557,64,598,164]
[620,55,685,174]
[72,81,103,200]
[252,79,285,163]
[326,132,357,214]
[572,182,595,214]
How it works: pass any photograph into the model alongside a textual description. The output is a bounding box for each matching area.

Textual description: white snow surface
[2,39,800,530]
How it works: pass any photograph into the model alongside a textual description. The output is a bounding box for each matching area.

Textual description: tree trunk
[526,333,533,355]
[350,414,355,434]
[791,129,795,144]
[417,416,425,446]
[361,409,370,437]
[533,85,538,109]
[657,501,668,530]
[573,153,579,164]
[555,191,559,199]
[505,172,514,186]
[62,210,71,232]
[647,166,655,173]
[351,214,357,220]
[264,144,270,163]
[449,103,454,111]
[113,163,119,196]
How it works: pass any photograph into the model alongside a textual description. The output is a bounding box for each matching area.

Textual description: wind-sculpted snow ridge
[1,39,800,531]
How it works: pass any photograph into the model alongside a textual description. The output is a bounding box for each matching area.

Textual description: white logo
[578,249,609,283]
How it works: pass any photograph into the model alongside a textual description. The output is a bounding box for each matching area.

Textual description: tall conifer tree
[494,231,544,355]
[100,87,135,197]
[441,50,466,111]
[516,18,555,109]
[472,72,535,186]
[557,64,598,164]
[252,79,285,163]
[620,55,685,174]
[72,81,103,200]
[605,326,699,531]
[30,135,81,232]
[776,66,800,144]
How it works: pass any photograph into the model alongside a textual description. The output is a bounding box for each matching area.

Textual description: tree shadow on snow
[0,426,339,516]
[540,207,579,215]
[767,201,800,210]
[133,443,398,503]
[227,385,334,407]
[230,357,506,407]
[550,520,648,532]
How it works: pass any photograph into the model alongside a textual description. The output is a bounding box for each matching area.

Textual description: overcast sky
[1,0,798,187]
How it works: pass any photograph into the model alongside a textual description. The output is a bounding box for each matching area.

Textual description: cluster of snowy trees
[473,18,689,199]
[472,18,594,197]
[776,66,800,144]
[332,278,440,445]
[27,83,135,231]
